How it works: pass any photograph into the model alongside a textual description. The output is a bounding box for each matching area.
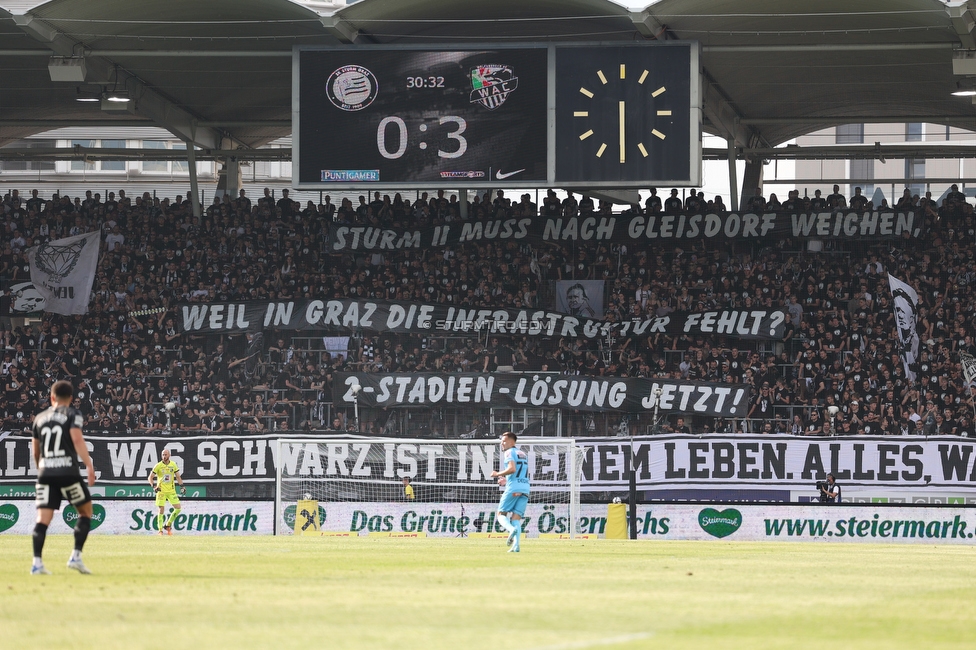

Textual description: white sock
[496,513,514,533]
[70,550,81,562]
[33,556,43,567]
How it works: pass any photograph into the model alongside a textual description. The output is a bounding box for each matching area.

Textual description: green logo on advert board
[0,504,20,532]
[698,508,742,538]
[63,503,106,530]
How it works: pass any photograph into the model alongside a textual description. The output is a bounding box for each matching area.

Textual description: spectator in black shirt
[745,188,766,213]
[644,188,662,214]
[494,340,516,372]
[849,187,868,212]
[810,189,827,211]
[663,189,682,213]
[826,184,847,210]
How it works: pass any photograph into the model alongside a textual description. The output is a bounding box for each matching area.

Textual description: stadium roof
[1,0,974,159]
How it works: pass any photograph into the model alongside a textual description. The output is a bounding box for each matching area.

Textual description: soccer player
[148,448,186,535]
[30,380,96,575]
[490,431,530,553]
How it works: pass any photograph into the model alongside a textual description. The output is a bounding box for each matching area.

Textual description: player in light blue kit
[490,431,530,553]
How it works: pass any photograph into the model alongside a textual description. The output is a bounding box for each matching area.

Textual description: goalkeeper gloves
[153,486,160,494]
[180,486,187,497]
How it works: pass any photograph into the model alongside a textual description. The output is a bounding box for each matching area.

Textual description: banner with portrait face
[555,280,605,319]
[888,274,919,384]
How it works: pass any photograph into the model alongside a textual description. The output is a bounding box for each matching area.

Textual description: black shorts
[35,475,91,511]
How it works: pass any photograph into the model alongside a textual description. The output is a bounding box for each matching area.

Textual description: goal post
[275,437,583,538]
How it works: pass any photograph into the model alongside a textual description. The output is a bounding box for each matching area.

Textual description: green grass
[1,536,975,649]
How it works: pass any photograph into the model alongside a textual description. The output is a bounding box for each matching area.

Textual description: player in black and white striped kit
[30,380,96,575]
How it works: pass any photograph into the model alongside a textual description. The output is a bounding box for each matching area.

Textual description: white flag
[28,231,100,315]
[961,351,976,387]
[887,273,919,384]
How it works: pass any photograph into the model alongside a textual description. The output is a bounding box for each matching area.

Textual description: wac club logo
[469,65,518,110]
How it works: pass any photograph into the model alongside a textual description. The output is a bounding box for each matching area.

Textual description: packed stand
[0,182,973,437]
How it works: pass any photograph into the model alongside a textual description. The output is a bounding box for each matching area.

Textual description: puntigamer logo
[0,503,20,532]
[698,508,743,538]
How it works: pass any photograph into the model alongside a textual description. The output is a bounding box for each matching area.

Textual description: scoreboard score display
[293,43,700,189]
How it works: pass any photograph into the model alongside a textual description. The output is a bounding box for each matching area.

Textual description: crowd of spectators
[0,181,974,438]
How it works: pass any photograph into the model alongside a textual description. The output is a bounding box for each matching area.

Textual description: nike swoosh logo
[495,169,525,180]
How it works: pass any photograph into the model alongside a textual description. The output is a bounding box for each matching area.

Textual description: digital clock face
[296,48,548,187]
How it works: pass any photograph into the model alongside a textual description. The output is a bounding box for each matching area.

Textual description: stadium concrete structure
[1,0,975,209]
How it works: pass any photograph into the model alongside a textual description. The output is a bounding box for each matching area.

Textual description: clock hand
[618,100,626,164]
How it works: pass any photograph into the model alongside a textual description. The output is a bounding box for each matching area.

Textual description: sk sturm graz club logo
[469,65,518,110]
[327,65,378,111]
[33,239,86,283]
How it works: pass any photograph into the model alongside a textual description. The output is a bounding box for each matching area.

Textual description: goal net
[275,437,583,537]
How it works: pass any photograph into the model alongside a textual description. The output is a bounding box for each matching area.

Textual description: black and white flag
[888,273,919,384]
[27,231,100,315]
[960,351,976,388]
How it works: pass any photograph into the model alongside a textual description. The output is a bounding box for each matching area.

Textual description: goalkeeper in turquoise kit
[490,431,530,553]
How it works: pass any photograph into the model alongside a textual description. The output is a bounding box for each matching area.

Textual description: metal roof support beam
[320,16,360,44]
[946,1,976,50]
[0,120,155,127]
[186,142,202,219]
[88,50,292,58]
[727,138,739,212]
[10,14,58,43]
[700,72,764,162]
[703,43,953,53]
[739,116,973,125]
[702,144,976,160]
[741,177,976,186]
[0,147,292,161]
[11,13,227,151]
[5,49,291,57]
[629,11,667,39]
[0,119,287,128]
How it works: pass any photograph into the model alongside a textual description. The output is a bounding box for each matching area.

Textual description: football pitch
[1,536,974,650]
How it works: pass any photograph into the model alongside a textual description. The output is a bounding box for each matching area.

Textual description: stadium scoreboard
[293,42,701,189]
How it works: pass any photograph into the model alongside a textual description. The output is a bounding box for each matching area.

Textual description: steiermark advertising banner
[277,502,976,544]
[0,500,273,535]
[3,498,974,542]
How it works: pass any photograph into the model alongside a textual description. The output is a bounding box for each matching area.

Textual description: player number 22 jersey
[31,405,85,478]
